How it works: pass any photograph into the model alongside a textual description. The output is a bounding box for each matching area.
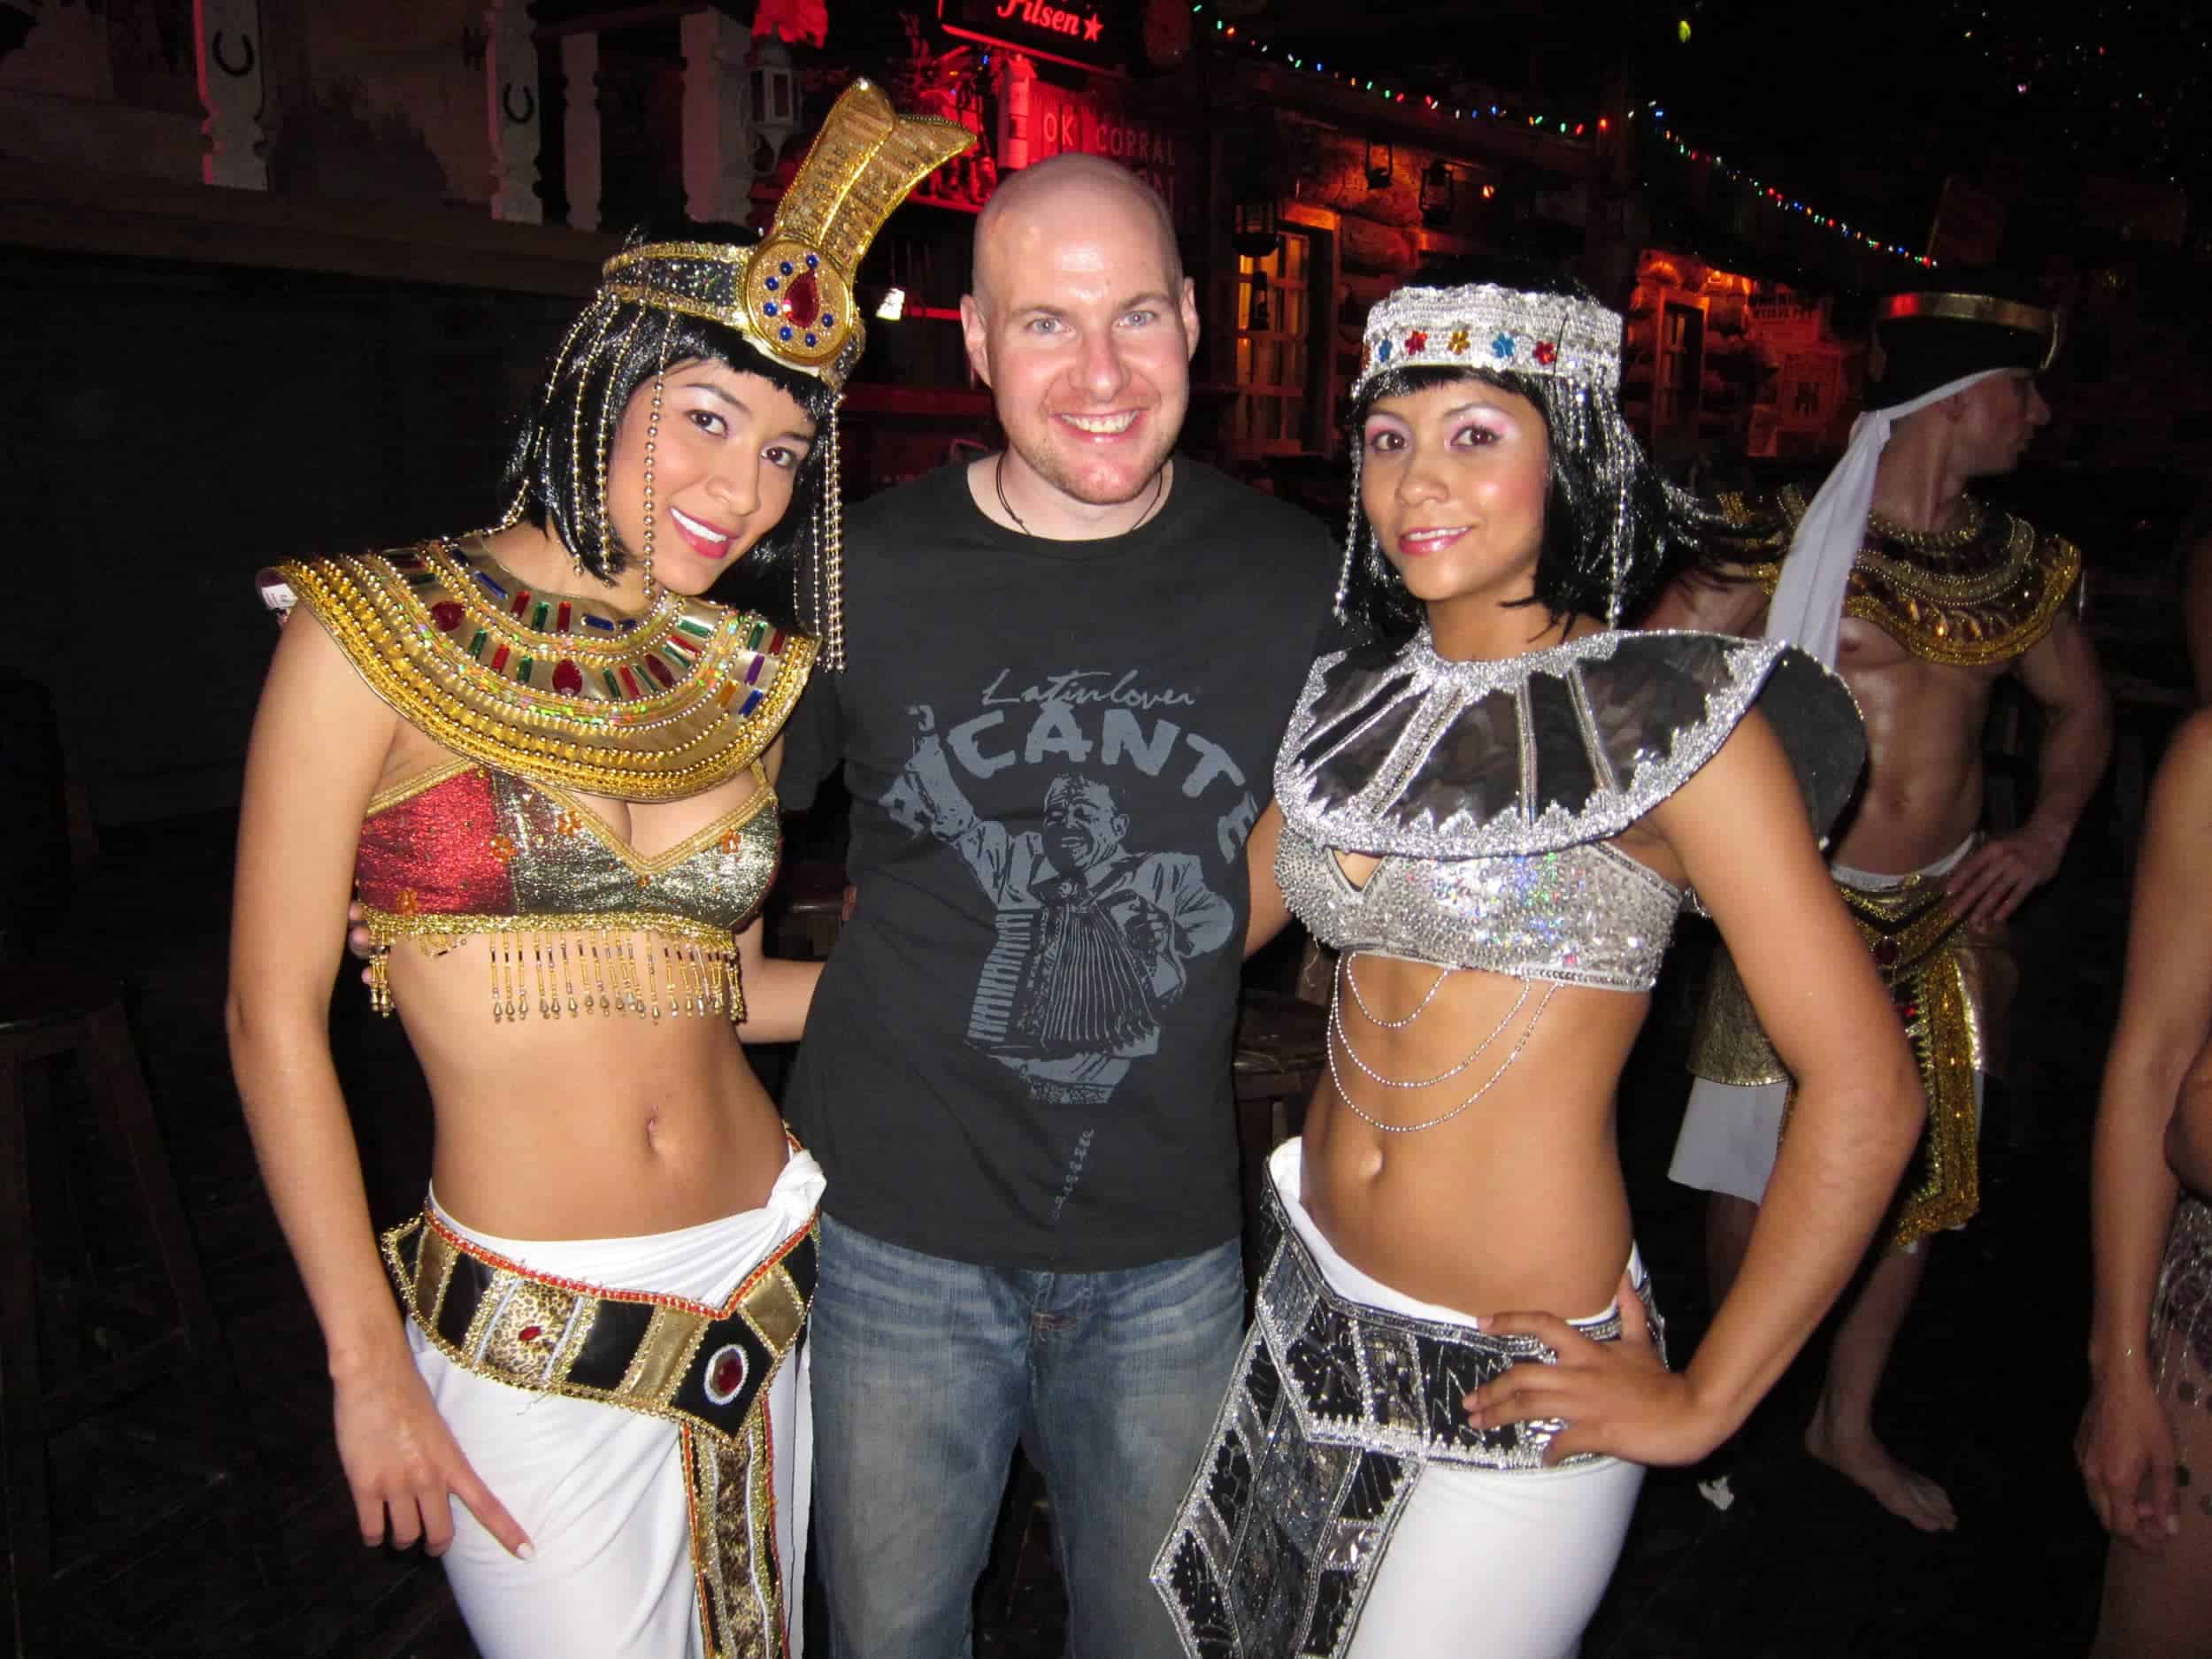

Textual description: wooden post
[680,11,752,226]
[486,0,541,223]
[561,32,602,232]
[192,0,267,189]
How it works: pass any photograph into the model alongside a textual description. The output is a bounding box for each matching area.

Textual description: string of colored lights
[1185,2,1933,265]
[1186,2,1598,138]
[1662,133,1935,265]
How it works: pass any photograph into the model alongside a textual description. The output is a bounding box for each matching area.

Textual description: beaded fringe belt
[362,910,743,1025]
[382,1208,816,1658]
[1839,878,1985,1248]
[1152,1185,1664,1659]
[1689,870,1993,1251]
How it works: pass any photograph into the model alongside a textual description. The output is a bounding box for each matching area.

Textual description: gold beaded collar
[1776,484,2081,667]
[266,539,814,800]
[1865,496,1985,555]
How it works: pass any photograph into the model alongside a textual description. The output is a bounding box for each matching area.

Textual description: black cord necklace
[994,454,1167,537]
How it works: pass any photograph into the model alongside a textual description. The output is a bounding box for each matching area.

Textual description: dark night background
[1,0,2206,1652]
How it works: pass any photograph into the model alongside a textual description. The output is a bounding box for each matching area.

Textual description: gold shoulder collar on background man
[1774,482,2081,667]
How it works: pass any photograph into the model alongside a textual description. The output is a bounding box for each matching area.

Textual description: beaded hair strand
[1335,439,1365,619]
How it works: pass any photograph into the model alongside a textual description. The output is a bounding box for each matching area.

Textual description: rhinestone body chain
[1325,950,1558,1134]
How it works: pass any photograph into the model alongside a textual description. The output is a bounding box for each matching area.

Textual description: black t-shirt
[777,458,1338,1271]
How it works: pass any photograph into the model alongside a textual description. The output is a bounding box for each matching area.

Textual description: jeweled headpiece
[602,80,973,394]
[1341,281,1654,627]
[1352,282,1624,403]
[510,80,973,669]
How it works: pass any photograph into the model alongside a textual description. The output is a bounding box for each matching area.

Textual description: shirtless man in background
[1660,279,2110,1531]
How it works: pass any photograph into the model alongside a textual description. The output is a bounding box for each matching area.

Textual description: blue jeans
[809,1213,1244,1659]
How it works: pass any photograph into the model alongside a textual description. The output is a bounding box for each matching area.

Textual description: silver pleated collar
[1276,626,1865,861]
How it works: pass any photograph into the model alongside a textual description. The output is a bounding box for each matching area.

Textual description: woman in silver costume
[2079,705,2212,1657]
[1154,263,1923,1659]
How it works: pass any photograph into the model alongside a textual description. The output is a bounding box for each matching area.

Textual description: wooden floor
[9,805,2125,1656]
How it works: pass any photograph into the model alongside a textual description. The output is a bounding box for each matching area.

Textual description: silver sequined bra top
[1274,627,1867,991]
[1276,829,1680,991]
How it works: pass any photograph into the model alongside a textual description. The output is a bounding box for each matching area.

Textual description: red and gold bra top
[352,759,780,1025]
[261,538,814,1024]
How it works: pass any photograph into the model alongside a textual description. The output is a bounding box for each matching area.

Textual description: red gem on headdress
[518,1325,543,1343]
[1534,341,1559,365]
[1873,938,1901,968]
[644,656,676,688]
[782,272,821,329]
[1405,330,1428,353]
[552,659,583,695]
[432,601,466,633]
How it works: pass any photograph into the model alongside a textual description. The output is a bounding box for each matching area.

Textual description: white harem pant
[407,1148,824,1659]
[1271,1141,1645,1659]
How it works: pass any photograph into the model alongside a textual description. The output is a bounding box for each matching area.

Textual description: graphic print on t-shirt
[879,668,1254,1107]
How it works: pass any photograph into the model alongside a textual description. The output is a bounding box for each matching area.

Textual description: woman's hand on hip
[1463,1289,1714,1467]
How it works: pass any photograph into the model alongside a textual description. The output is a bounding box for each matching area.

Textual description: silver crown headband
[1340,283,1646,627]
[1352,282,1624,403]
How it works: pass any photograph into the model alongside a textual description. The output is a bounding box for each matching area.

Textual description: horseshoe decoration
[503,84,536,126]
[210,29,256,78]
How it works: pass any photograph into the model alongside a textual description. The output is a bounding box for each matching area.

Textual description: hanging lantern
[1364,137,1394,191]
[1231,195,1281,261]
[750,40,801,169]
[1419,159,1455,228]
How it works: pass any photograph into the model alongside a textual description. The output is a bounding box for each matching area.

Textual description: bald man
[774,156,1340,1655]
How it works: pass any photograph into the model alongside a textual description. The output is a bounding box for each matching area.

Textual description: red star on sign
[1083,12,1102,40]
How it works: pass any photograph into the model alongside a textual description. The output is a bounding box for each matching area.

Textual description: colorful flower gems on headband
[1354,282,1624,399]
[1365,327,1576,373]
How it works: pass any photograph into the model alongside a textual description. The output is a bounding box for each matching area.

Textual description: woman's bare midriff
[1300,956,1646,1325]
[366,742,789,1241]
[393,946,788,1240]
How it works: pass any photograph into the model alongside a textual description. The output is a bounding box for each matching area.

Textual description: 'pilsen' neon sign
[997,0,1104,42]
[941,0,1122,73]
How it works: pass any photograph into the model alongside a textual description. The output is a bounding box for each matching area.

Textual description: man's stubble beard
[1010,411,1182,511]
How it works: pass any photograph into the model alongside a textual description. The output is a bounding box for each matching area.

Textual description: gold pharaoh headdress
[600,78,974,392]
[509,79,973,670]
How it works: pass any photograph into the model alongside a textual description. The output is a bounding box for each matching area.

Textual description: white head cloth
[1764,367,2008,665]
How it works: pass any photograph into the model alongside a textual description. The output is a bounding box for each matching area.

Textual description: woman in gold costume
[2079,704,2212,1657]
[226,84,969,1659]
